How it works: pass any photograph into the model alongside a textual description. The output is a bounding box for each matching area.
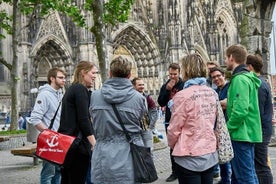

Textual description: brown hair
[209,67,225,75]
[110,56,132,78]
[246,54,263,73]
[225,44,247,64]
[72,61,97,84]
[181,53,207,80]
[169,63,181,71]
[131,77,142,85]
[47,67,66,84]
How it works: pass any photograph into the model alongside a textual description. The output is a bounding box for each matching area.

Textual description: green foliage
[18,0,86,27]
[0,10,12,38]
[0,0,134,38]
[0,0,87,38]
[104,0,134,25]
[0,129,26,135]
[85,0,134,26]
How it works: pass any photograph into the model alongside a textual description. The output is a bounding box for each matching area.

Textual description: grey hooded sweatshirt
[30,84,63,131]
[90,77,147,184]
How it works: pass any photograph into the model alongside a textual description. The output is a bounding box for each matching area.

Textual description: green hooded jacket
[227,65,262,143]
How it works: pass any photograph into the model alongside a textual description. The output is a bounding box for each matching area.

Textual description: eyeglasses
[211,74,222,79]
[56,76,66,80]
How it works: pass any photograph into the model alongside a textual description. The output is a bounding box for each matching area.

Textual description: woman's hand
[87,135,96,149]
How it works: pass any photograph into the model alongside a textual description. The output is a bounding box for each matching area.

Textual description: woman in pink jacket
[167,53,221,184]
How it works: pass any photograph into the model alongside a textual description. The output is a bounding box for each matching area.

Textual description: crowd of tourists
[28,44,273,184]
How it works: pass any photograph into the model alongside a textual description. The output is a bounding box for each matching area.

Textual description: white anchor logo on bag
[46,134,59,147]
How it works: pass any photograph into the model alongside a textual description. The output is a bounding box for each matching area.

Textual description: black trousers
[176,163,214,184]
[165,122,178,176]
[61,150,90,184]
[254,135,273,184]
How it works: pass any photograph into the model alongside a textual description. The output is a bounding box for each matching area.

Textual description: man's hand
[166,79,176,90]
[35,123,47,132]
[220,99,227,110]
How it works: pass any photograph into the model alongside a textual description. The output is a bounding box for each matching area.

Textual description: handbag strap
[213,100,220,130]
[111,104,132,142]
[48,102,61,130]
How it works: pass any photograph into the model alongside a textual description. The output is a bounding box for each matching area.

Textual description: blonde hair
[207,60,220,67]
[72,61,97,84]
[181,53,208,80]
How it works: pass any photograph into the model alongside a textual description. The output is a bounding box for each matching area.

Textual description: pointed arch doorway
[112,24,161,96]
[28,38,73,110]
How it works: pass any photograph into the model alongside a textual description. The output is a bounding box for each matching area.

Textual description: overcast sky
[270,8,276,74]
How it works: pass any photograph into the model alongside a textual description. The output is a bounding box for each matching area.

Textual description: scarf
[168,77,207,109]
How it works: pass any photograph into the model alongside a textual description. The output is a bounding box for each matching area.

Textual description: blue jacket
[215,82,229,120]
[258,76,273,140]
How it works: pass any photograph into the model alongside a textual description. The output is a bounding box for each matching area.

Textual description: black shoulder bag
[111,104,158,183]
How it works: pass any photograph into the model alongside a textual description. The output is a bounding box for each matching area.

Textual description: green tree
[0,0,134,130]
[86,0,134,81]
[0,0,87,130]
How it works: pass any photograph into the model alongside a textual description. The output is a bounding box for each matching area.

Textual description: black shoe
[166,174,177,182]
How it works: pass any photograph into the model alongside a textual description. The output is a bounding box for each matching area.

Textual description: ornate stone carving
[37,12,66,42]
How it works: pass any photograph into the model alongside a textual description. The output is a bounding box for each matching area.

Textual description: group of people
[28,43,273,184]
[161,44,273,184]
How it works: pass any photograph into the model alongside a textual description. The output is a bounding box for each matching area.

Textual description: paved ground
[1,119,276,184]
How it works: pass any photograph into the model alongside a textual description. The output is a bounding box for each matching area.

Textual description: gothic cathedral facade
[0,0,275,113]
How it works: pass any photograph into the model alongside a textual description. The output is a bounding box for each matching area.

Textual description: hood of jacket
[101,77,139,104]
[38,84,63,98]
[231,64,261,89]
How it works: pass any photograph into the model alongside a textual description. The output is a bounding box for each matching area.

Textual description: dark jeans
[213,162,231,183]
[220,162,231,184]
[165,122,177,176]
[254,135,273,184]
[176,163,213,184]
[86,151,93,184]
[231,141,258,184]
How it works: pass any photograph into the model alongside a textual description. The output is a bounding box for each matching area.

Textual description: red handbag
[35,102,76,166]
[36,129,76,165]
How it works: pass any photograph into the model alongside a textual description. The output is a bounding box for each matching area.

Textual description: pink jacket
[167,85,218,157]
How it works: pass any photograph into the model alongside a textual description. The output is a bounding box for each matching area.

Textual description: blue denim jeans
[220,162,231,183]
[213,162,231,183]
[213,164,220,175]
[254,135,273,184]
[231,141,258,184]
[40,160,61,184]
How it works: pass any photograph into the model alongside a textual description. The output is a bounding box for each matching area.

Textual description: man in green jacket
[225,44,262,184]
